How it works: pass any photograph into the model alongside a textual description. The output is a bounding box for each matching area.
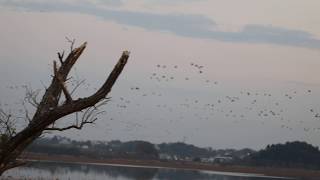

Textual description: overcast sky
[1,0,320,150]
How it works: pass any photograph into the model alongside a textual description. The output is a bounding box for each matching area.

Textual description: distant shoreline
[20,153,320,180]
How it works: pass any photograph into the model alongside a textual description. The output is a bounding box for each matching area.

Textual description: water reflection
[4,161,281,180]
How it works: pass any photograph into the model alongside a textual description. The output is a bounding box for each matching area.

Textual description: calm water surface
[3,161,288,180]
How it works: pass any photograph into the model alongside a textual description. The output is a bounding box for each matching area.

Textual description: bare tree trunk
[0,42,130,175]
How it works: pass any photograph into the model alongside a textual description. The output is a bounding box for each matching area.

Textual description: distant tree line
[26,137,159,160]
[26,136,320,169]
[26,136,253,161]
[247,141,320,169]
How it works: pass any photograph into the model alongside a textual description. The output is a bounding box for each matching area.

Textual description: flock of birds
[3,60,320,141]
[97,61,320,140]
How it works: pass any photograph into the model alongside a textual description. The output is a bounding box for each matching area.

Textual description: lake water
[3,161,288,180]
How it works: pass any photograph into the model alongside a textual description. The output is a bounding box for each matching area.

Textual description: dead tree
[0,41,130,175]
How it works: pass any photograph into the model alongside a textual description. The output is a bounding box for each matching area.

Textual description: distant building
[81,145,89,149]
[159,153,172,160]
[201,157,215,163]
[184,156,192,161]
[59,138,71,145]
[213,156,233,164]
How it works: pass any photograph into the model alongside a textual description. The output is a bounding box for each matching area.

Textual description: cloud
[144,0,206,5]
[1,0,320,49]
[207,25,320,49]
[95,0,123,7]
[285,80,320,87]
[1,0,124,8]
[0,0,215,33]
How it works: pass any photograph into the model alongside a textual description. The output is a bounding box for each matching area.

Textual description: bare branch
[21,102,31,123]
[24,110,31,123]
[57,50,65,64]
[23,86,40,108]
[40,81,47,90]
[0,109,16,138]
[65,37,75,52]
[44,118,97,132]
[53,98,109,132]
[75,112,79,126]
[45,99,108,132]
[70,79,85,95]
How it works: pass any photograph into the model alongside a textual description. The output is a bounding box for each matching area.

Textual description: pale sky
[1,0,320,149]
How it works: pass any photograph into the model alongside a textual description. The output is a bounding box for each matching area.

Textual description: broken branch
[53,61,72,103]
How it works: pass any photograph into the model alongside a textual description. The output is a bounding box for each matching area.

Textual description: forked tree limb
[0,42,130,175]
[52,51,130,118]
[33,42,87,115]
